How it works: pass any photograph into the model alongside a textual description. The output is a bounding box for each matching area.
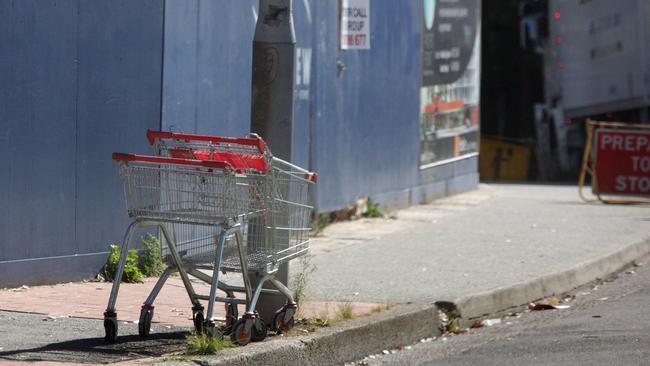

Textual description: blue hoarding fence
[0,0,479,287]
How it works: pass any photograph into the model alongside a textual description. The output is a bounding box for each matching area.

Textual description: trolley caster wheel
[204,321,224,339]
[272,306,296,334]
[230,318,252,346]
[251,316,268,342]
[103,312,118,344]
[138,305,154,337]
[224,302,238,334]
[193,310,205,334]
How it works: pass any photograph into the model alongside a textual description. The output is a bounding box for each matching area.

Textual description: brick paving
[0,277,379,327]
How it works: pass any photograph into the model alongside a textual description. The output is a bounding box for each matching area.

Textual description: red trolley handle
[112,153,235,171]
[146,130,267,154]
[304,172,318,183]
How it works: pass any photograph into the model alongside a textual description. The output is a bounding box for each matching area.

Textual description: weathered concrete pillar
[251,0,295,161]
[250,0,295,324]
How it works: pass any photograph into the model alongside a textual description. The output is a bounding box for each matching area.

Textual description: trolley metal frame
[104,134,316,346]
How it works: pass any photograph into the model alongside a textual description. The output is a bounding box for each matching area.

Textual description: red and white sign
[341,0,370,50]
[595,129,650,196]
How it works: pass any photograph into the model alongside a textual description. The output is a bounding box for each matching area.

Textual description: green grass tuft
[185,332,232,355]
[369,303,393,314]
[291,255,316,306]
[103,233,166,283]
[299,317,331,332]
[364,198,383,218]
[139,233,165,277]
[104,245,142,283]
[336,302,355,320]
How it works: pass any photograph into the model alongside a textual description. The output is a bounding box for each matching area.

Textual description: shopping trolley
[104,132,317,346]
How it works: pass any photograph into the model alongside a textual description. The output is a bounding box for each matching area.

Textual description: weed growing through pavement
[104,245,142,283]
[364,198,383,218]
[185,332,233,355]
[295,303,394,334]
[369,303,393,314]
[139,233,165,277]
[438,308,465,335]
[103,234,167,283]
[299,317,331,332]
[336,302,355,320]
[310,197,385,235]
[291,254,316,306]
[445,317,464,334]
[310,212,332,235]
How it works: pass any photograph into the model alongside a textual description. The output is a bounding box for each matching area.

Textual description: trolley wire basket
[114,153,264,225]
[145,131,317,270]
[105,132,317,346]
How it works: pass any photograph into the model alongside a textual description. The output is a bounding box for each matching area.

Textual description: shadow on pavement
[0,332,188,364]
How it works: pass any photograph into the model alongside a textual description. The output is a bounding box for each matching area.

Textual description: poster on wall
[420,0,481,168]
[341,0,371,50]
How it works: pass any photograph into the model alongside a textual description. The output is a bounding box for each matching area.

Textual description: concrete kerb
[162,304,441,366]
[451,237,650,321]
[160,237,650,366]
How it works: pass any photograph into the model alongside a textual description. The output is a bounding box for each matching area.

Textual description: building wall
[309,1,423,211]
[160,0,314,167]
[0,0,164,287]
[0,0,479,288]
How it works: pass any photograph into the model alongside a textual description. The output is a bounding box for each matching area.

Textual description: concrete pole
[251,0,296,161]
[250,0,296,324]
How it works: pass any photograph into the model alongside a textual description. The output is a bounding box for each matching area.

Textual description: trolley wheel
[138,306,154,337]
[272,309,295,334]
[230,319,252,346]
[104,316,118,344]
[224,302,238,334]
[193,310,205,334]
[251,316,268,342]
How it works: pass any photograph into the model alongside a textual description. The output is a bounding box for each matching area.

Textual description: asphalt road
[355,256,650,366]
[0,312,189,364]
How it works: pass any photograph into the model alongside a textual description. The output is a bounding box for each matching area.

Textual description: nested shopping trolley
[105,131,317,345]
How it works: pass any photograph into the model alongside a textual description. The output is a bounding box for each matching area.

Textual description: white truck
[535,0,650,178]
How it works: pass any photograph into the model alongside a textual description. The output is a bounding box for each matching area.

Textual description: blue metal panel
[0,0,78,261]
[0,0,478,287]
[162,1,423,211]
[195,0,256,136]
[0,255,108,288]
[0,1,163,286]
[162,0,256,136]
[162,0,313,168]
[75,0,164,254]
[307,1,346,211]
[309,0,422,211]
[161,0,199,132]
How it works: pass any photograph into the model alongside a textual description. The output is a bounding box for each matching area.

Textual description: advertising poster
[420,0,481,168]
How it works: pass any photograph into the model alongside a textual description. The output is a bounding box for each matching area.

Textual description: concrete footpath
[1,184,649,365]
[302,184,650,317]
